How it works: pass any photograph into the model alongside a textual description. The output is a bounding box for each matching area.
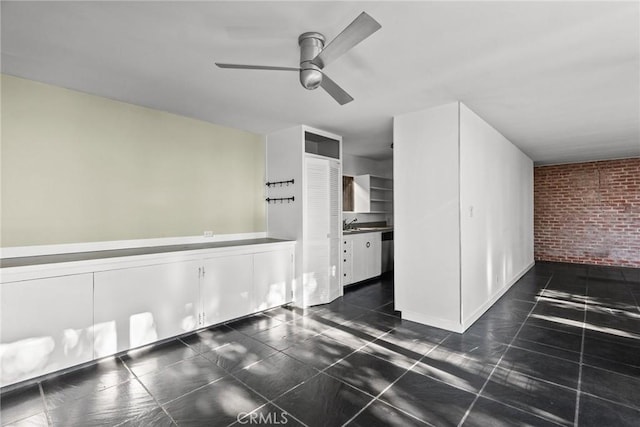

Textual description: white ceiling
[2,1,638,164]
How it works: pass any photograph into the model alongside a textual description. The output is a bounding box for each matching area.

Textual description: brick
[534,157,640,267]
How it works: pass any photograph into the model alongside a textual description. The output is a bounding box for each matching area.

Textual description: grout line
[38,382,53,426]
[457,274,555,427]
[573,274,589,426]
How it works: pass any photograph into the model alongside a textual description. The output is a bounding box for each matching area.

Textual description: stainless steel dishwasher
[381,230,394,273]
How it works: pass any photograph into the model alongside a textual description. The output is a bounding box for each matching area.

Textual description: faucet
[343,218,358,230]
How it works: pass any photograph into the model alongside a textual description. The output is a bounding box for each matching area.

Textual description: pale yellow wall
[1,75,265,247]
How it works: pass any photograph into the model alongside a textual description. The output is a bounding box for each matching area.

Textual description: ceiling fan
[215,12,381,105]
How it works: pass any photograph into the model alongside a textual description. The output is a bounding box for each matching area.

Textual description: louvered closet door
[303,156,330,306]
[328,159,342,301]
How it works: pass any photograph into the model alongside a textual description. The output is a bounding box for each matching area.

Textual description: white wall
[342,153,393,178]
[393,102,533,332]
[459,104,534,326]
[1,75,265,247]
[393,102,462,331]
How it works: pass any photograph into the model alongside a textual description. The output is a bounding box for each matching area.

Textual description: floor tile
[360,326,438,369]
[465,317,522,345]
[531,299,585,323]
[262,306,313,323]
[434,333,508,365]
[282,334,355,370]
[120,339,197,377]
[250,322,318,351]
[163,376,266,427]
[114,406,175,427]
[412,349,496,393]
[273,373,373,427]
[580,365,640,410]
[582,333,640,368]
[137,355,227,404]
[325,350,407,397]
[514,324,583,360]
[348,399,429,426]
[312,299,371,323]
[524,315,583,336]
[481,373,576,426]
[42,357,132,409]
[0,384,45,425]
[494,346,580,389]
[232,352,318,400]
[372,302,402,318]
[484,299,534,322]
[287,314,335,335]
[47,378,156,427]
[178,325,240,354]
[342,311,402,336]
[577,394,640,427]
[200,333,278,372]
[378,370,476,426]
[3,412,49,426]
[585,310,640,336]
[462,397,562,427]
[225,313,283,336]
[320,323,379,350]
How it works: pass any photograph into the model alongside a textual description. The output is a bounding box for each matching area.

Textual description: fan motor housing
[298,32,325,90]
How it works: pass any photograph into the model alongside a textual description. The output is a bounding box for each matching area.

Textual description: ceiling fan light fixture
[298,32,325,90]
[214,12,381,105]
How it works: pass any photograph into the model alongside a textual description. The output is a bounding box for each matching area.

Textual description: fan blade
[320,73,354,105]
[311,12,381,69]
[215,63,300,71]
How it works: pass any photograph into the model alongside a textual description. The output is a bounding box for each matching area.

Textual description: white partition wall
[459,104,534,326]
[394,103,462,331]
[393,102,533,332]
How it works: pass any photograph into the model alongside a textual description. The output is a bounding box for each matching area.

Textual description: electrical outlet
[204,231,213,238]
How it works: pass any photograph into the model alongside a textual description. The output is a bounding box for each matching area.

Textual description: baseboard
[401,309,465,333]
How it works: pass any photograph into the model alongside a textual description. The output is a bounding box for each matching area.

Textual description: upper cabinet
[344,174,393,213]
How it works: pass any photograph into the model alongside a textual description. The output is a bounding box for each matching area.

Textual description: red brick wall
[534,158,640,267]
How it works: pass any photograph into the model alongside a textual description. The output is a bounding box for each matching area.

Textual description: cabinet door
[93,261,199,358]
[253,249,294,312]
[366,233,382,278]
[1,274,93,387]
[351,234,369,283]
[352,233,382,283]
[201,254,253,326]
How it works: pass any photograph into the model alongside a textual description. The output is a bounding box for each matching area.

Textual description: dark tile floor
[2,262,640,426]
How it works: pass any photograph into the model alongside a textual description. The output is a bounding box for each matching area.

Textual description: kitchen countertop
[0,238,294,269]
[343,227,394,235]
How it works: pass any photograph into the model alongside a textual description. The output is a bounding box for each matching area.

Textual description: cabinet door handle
[366,242,371,248]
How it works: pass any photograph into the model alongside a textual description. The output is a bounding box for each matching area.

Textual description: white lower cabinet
[201,254,253,327]
[93,261,200,358]
[343,232,382,285]
[0,274,94,387]
[1,242,294,386]
[253,249,293,312]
